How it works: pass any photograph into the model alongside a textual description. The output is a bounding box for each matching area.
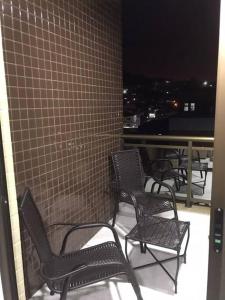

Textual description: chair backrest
[138,147,152,175]
[112,149,145,193]
[19,188,53,263]
[150,159,173,179]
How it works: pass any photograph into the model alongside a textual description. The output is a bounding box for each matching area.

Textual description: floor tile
[32,202,210,300]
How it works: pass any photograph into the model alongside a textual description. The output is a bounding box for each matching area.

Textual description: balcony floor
[145,169,212,206]
[32,202,210,300]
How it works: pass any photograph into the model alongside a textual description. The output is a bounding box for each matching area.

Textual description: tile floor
[145,169,212,205]
[32,202,210,300]
[0,171,211,300]
[176,170,212,204]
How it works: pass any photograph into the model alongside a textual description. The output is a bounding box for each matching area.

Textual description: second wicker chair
[111,149,178,226]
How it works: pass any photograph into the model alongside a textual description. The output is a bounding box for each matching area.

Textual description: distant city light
[149,113,156,119]
[168,99,179,110]
[190,103,196,111]
[173,101,178,108]
[123,77,215,131]
[184,103,189,112]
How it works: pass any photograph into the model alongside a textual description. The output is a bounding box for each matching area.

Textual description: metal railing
[121,134,214,207]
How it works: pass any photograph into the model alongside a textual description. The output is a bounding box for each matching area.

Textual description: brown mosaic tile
[0,0,122,296]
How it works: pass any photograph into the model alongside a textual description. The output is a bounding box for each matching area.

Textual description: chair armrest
[120,189,149,221]
[41,263,87,281]
[151,177,178,214]
[49,222,123,255]
[110,181,143,210]
[41,259,125,282]
[151,177,175,197]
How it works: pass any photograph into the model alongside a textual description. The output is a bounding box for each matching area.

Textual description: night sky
[123,0,220,81]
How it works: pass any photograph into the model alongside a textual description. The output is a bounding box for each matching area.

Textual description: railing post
[186,141,193,207]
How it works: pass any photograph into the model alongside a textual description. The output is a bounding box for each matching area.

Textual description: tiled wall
[0,0,122,296]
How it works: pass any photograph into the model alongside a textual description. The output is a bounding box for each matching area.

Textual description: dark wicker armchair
[111,149,178,226]
[138,148,186,192]
[111,150,190,293]
[19,188,143,300]
[149,158,186,192]
[163,149,208,194]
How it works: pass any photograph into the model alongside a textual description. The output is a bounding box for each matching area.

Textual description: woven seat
[111,149,178,226]
[126,216,190,251]
[125,216,190,293]
[44,242,129,292]
[19,188,143,300]
[120,190,175,214]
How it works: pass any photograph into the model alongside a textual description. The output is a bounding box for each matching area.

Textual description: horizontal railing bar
[122,134,214,143]
[95,133,214,144]
[176,195,211,204]
[124,143,187,150]
[192,146,214,151]
[124,143,214,152]
[190,198,211,204]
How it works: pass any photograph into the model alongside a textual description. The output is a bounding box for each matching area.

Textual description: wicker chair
[149,158,186,192]
[164,149,208,194]
[164,149,206,179]
[111,149,178,226]
[19,188,143,300]
[112,149,190,293]
[138,148,186,192]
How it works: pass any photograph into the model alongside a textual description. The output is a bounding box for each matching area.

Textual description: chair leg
[126,264,143,300]
[183,226,190,264]
[203,171,208,194]
[179,169,187,186]
[112,200,119,227]
[174,178,180,191]
[140,242,146,253]
[174,209,178,220]
[125,235,143,299]
[60,277,70,300]
[174,248,181,294]
[130,275,143,300]
[125,237,130,262]
[157,185,161,194]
